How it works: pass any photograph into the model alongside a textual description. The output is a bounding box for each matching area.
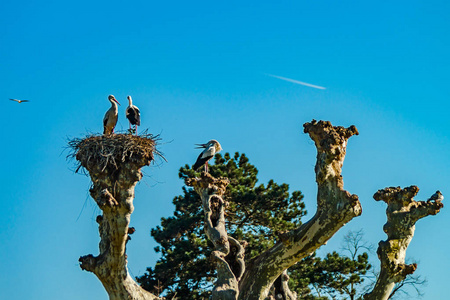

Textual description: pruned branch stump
[364,187,444,300]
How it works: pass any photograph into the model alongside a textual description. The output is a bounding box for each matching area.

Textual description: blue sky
[1,0,449,299]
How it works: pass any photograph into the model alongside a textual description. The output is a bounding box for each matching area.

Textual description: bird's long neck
[128,98,133,106]
[110,100,118,112]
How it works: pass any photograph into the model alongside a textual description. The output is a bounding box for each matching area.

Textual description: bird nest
[68,132,163,174]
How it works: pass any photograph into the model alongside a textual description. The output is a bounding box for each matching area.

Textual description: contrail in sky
[266,74,326,90]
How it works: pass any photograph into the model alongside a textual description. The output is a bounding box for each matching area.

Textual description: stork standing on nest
[193,140,222,173]
[103,95,120,135]
[125,95,141,135]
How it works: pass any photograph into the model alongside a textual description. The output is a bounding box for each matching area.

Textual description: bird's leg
[205,162,209,173]
[128,123,135,135]
[135,125,138,136]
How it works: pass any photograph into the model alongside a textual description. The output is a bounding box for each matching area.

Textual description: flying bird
[125,95,141,135]
[266,74,326,90]
[9,98,30,103]
[103,95,120,135]
[193,140,222,173]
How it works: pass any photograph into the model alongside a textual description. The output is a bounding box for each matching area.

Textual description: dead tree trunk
[364,187,443,300]
[70,134,161,300]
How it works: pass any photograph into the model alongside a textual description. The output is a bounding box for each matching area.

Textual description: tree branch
[364,187,443,300]
[269,270,297,300]
[238,120,362,300]
[72,134,160,300]
[187,172,245,300]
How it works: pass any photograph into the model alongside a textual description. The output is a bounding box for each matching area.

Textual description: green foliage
[289,250,371,299]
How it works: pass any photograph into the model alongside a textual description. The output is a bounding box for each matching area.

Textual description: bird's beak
[113,98,121,105]
[195,143,207,149]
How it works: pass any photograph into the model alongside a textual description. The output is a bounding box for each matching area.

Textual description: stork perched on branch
[125,95,141,135]
[193,140,222,173]
[103,95,120,135]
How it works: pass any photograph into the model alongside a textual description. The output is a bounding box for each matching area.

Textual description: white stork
[125,95,141,135]
[103,95,120,135]
[9,98,30,103]
[193,140,222,172]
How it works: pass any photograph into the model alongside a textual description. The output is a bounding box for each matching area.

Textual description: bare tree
[341,230,375,260]
[388,272,427,299]
[363,187,443,300]
[333,229,375,300]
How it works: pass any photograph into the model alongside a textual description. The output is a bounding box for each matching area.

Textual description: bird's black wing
[193,153,213,170]
[134,107,141,126]
[126,106,141,126]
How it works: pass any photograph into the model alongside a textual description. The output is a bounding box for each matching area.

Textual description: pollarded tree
[69,120,443,300]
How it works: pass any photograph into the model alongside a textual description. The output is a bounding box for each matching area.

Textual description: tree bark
[363,187,443,300]
[186,173,245,300]
[74,135,160,300]
[269,270,297,300]
[237,120,362,300]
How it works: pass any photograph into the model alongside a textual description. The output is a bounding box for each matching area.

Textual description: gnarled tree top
[304,119,359,151]
[374,186,444,220]
[185,172,230,196]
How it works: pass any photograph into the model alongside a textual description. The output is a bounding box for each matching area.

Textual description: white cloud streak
[266,74,326,90]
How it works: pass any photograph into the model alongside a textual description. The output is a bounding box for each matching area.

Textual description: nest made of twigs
[67,132,164,174]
